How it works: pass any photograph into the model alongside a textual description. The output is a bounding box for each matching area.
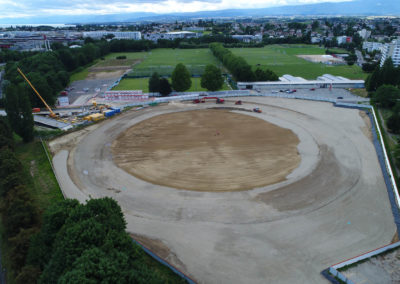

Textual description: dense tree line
[0,117,40,282]
[366,58,400,92]
[262,32,311,45]
[0,49,38,63]
[0,119,185,283]
[23,197,180,283]
[210,43,278,82]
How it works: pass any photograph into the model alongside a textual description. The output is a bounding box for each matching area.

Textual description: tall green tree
[171,63,191,92]
[18,84,34,143]
[201,64,224,91]
[4,84,34,142]
[0,114,14,150]
[148,72,160,93]
[381,57,397,86]
[159,78,172,96]
[371,85,400,108]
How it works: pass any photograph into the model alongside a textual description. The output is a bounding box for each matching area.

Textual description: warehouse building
[237,74,365,90]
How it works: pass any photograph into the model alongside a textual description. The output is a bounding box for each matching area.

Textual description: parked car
[337,96,343,99]
[310,88,315,91]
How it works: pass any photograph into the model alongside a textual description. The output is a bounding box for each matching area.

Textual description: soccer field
[128,48,222,77]
[230,45,366,80]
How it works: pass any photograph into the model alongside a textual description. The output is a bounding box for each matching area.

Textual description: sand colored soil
[111,109,300,192]
[297,54,345,64]
[87,70,127,80]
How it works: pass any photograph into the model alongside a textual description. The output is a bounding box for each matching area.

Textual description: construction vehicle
[17,68,57,118]
[193,98,206,104]
[235,100,242,105]
[253,108,262,113]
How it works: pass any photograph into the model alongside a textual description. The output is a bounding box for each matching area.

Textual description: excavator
[17,67,57,118]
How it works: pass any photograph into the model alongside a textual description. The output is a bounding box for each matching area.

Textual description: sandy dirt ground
[86,70,127,80]
[112,109,300,192]
[298,54,345,64]
[50,97,396,284]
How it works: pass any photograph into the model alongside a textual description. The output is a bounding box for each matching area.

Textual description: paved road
[356,50,366,67]
[52,97,395,284]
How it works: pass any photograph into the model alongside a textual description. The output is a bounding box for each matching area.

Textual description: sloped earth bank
[51,97,396,284]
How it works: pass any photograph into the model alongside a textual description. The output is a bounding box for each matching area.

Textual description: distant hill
[2,0,400,25]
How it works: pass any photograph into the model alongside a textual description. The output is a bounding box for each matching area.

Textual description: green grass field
[113,77,230,92]
[128,48,222,77]
[229,45,366,80]
[15,139,64,211]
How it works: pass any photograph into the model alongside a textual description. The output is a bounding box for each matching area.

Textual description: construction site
[44,92,399,284]
[10,61,399,283]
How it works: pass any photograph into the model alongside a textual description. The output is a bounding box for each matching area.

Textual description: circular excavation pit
[111,109,300,192]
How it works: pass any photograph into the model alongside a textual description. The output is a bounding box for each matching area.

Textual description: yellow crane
[17,67,57,118]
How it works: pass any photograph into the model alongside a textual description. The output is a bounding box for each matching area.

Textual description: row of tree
[209,43,278,82]
[148,62,225,95]
[366,58,400,167]
[0,117,40,282]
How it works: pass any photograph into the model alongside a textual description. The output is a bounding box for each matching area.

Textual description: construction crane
[17,67,57,118]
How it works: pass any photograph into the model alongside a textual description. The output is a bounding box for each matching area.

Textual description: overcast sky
[0,0,350,19]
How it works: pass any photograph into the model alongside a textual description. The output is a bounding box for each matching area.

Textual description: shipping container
[104,110,115,117]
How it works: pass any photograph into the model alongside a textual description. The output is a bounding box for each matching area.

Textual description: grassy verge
[14,139,64,213]
[373,106,400,184]
[140,252,187,283]
[69,59,100,83]
[348,88,368,98]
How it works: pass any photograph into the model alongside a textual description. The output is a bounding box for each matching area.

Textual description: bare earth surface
[112,109,300,192]
[297,54,345,64]
[50,97,396,284]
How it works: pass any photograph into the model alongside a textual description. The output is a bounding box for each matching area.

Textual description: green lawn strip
[229,45,366,80]
[69,59,100,82]
[326,47,350,54]
[113,77,230,92]
[139,252,187,283]
[348,88,368,98]
[14,139,64,213]
[374,106,400,184]
[113,77,150,92]
[70,68,89,82]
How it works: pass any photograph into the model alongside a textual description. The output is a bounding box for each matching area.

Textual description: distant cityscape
[1,16,399,67]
